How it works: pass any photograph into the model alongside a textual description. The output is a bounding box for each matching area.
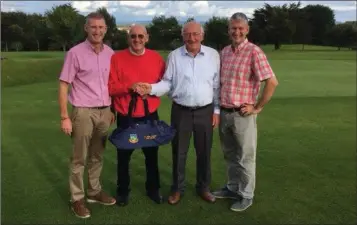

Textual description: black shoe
[147,191,163,204]
[116,195,129,207]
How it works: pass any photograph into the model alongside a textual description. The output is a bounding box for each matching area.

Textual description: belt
[91,106,109,110]
[174,102,212,111]
[220,106,242,112]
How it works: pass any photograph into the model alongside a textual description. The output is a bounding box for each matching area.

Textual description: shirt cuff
[214,107,220,114]
[150,84,157,96]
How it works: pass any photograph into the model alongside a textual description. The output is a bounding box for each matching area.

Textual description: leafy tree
[0,3,351,52]
[7,24,24,51]
[96,7,118,47]
[1,11,27,51]
[112,30,129,50]
[251,2,302,50]
[25,13,50,51]
[45,4,84,51]
[303,4,336,45]
[250,9,268,45]
[203,16,230,50]
[292,7,313,50]
[326,22,357,50]
[248,20,266,45]
[146,16,182,50]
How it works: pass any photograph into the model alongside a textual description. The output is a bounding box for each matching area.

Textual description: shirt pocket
[229,59,250,81]
[176,62,192,82]
[77,59,98,83]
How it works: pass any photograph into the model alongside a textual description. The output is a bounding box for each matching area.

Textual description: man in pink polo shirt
[58,12,116,219]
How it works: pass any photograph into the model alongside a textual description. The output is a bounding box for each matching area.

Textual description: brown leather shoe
[199,191,216,203]
[71,199,90,219]
[168,192,181,205]
[87,191,116,206]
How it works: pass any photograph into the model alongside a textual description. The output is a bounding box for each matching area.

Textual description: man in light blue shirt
[134,21,220,205]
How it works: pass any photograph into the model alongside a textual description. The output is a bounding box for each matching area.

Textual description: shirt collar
[231,39,248,53]
[85,39,104,53]
[129,47,146,56]
[181,45,205,56]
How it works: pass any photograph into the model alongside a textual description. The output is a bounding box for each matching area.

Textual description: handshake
[131,82,152,96]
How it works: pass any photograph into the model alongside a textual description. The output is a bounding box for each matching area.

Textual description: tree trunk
[62,44,66,52]
[302,43,305,51]
[5,42,8,52]
[36,39,40,51]
[274,42,280,50]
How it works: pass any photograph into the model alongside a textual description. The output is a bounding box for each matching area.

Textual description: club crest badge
[129,134,138,143]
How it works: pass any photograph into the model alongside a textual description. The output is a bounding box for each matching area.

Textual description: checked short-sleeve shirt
[220,39,275,108]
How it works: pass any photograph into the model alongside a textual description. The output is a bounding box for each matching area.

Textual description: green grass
[1,45,356,224]
[1,44,354,87]
[1,50,170,87]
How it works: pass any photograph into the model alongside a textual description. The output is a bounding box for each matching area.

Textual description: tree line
[1,2,356,52]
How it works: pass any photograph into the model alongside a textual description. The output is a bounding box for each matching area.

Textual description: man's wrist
[254,105,262,109]
[149,84,155,95]
[61,116,69,120]
[254,104,263,112]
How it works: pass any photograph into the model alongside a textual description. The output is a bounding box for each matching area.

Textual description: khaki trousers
[219,110,257,199]
[69,106,112,202]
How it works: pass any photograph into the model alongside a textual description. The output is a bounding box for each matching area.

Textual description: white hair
[128,24,147,35]
[181,21,204,36]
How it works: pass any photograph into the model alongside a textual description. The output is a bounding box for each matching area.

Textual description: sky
[1,1,356,24]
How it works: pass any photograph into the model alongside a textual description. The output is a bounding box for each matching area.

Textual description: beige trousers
[219,110,257,199]
[69,106,112,202]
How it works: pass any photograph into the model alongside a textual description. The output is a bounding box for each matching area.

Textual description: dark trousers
[116,111,160,196]
[170,102,214,194]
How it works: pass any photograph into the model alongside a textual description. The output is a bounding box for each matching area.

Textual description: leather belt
[174,102,212,111]
[220,106,242,112]
[91,106,109,110]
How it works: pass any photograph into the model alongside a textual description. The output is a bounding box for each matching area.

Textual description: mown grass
[1,44,354,87]
[1,44,356,224]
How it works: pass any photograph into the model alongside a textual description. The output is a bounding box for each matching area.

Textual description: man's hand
[239,103,262,117]
[61,118,72,135]
[131,82,152,96]
[212,113,220,128]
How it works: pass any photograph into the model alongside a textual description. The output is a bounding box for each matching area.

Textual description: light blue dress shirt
[150,45,221,114]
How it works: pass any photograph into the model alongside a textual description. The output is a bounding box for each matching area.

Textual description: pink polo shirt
[59,39,114,107]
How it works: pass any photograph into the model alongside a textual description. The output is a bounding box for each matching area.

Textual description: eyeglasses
[182,32,201,38]
[130,34,145,39]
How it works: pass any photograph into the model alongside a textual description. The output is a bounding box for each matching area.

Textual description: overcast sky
[1,1,356,24]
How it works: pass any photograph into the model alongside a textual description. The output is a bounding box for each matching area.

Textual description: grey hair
[181,21,204,36]
[230,12,249,24]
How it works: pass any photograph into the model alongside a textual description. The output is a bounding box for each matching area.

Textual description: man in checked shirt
[212,12,279,212]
